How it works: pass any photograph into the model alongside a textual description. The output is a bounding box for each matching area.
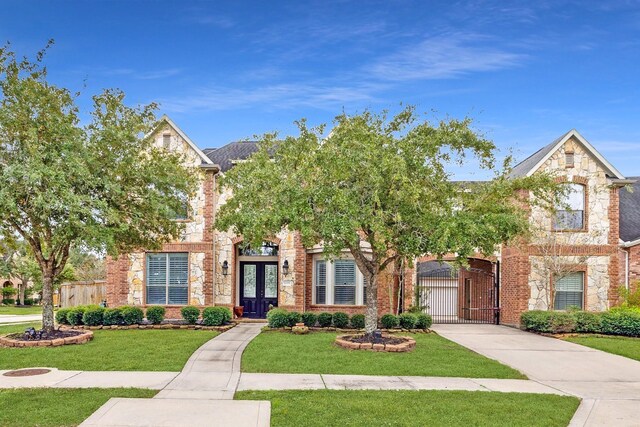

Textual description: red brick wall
[499,246,531,326]
[105,255,130,307]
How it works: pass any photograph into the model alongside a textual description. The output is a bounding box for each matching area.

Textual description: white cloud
[370,33,524,81]
[159,82,385,113]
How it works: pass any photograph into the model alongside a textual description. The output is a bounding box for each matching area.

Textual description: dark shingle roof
[508,131,570,178]
[620,176,640,242]
[204,141,259,172]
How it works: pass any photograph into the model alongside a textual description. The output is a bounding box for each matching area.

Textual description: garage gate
[416,261,500,324]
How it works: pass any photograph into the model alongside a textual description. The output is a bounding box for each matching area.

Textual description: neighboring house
[105,120,638,325]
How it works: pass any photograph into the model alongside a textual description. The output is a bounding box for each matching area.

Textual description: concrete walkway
[0,314,41,324]
[433,324,640,427]
[80,323,270,427]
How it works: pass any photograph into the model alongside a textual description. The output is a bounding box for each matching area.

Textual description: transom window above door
[238,242,279,256]
[146,253,189,305]
[313,256,367,306]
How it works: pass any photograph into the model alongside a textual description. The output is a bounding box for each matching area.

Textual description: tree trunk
[41,269,55,332]
[18,282,25,306]
[364,271,378,334]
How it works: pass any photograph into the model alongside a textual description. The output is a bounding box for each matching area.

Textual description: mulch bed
[335,334,416,352]
[346,335,408,345]
[7,329,83,342]
[0,329,93,348]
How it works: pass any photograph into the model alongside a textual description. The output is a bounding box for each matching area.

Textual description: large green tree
[216,108,559,334]
[0,42,198,331]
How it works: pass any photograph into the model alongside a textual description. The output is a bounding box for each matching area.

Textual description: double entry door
[239,261,278,318]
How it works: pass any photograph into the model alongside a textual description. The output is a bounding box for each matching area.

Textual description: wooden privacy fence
[58,280,106,308]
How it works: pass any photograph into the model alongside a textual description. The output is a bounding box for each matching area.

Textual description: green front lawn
[236,390,579,427]
[0,322,218,371]
[0,388,156,427]
[565,335,640,361]
[0,306,42,315]
[242,331,524,378]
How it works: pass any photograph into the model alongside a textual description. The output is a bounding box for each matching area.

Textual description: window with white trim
[554,272,584,310]
[146,253,189,305]
[554,183,585,230]
[313,257,367,305]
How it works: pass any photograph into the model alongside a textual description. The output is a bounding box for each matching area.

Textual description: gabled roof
[157,115,213,165]
[620,176,640,243]
[509,129,625,180]
[204,140,260,172]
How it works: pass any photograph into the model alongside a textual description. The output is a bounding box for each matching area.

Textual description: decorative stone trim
[335,334,416,352]
[0,330,93,347]
[58,323,235,332]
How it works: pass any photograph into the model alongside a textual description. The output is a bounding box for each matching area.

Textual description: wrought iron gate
[416,262,499,324]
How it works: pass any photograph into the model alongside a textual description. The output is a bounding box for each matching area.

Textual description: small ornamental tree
[0,42,198,332]
[216,107,560,335]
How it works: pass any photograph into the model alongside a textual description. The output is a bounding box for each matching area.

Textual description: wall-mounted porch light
[282,259,290,276]
[222,260,229,276]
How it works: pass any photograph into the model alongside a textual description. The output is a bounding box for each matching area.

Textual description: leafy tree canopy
[216,107,560,333]
[0,41,198,330]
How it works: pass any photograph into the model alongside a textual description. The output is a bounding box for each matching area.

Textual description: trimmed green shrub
[332,312,349,328]
[202,306,232,326]
[2,298,14,305]
[55,308,71,325]
[287,311,302,327]
[146,306,166,324]
[267,308,290,328]
[82,305,105,326]
[350,314,365,329]
[301,312,318,327]
[103,307,123,325]
[520,310,576,333]
[601,307,640,337]
[317,312,333,328]
[380,314,399,329]
[574,311,602,333]
[181,306,200,324]
[22,298,34,306]
[66,306,87,326]
[1,287,16,298]
[121,306,144,325]
[415,313,433,330]
[398,313,417,329]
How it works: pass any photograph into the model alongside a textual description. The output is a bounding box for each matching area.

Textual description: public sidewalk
[433,324,640,427]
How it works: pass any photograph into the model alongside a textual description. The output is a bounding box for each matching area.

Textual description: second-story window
[169,191,189,220]
[163,134,171,150]
[554,183,585,230]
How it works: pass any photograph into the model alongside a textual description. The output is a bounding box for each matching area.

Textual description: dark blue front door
[239,262,278,318]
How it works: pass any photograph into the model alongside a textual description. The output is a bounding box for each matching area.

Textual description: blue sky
[2,0,640,178]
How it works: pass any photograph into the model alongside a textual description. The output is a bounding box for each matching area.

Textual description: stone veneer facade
[499,135,624,325]
[106,123,633,325]
[106,119,402,319]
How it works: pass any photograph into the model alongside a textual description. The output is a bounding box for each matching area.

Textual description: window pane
[238,242,278,256]
[147,254,167,304]
[334,286,356,305]
[554,273,584,310]
[265,264,277,298]
[315,261,326,304]
[555,210,584,230]
[168,253,188,286]
[147,286,166,305]
[334,260,356,286]
[566,184,584,210]
[243,264,257,298]
[168,287,188,305]
[363,276,368,305]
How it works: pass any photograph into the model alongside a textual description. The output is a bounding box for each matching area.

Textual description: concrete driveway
[433,324,640,426]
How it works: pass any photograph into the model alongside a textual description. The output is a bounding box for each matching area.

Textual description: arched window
[554,183,585,230]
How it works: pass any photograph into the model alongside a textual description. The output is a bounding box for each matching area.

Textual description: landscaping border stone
[335,334,416,352]
[57,323,235,332]
[0,330,93,348]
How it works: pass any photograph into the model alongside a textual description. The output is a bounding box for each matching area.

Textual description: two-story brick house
[105,119,638,325]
